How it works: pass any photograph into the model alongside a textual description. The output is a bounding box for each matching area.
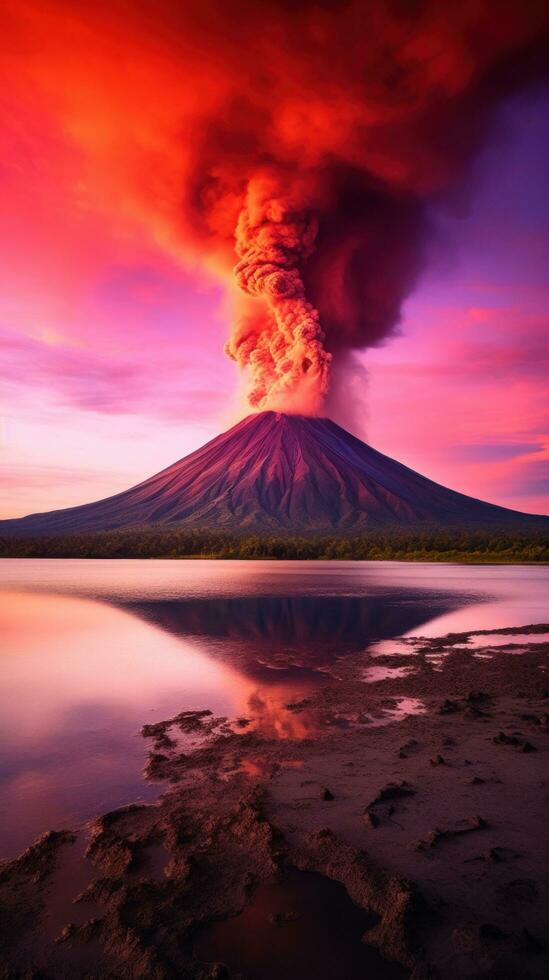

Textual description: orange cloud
[3,0,549,413]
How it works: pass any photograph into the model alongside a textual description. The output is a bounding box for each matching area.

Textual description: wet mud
[1,624,548,979]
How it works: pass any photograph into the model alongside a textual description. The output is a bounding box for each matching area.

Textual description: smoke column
[5,0,548,414]
[227,174,331,413]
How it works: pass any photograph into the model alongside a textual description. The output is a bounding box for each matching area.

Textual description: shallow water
[460,631,549,648]
[1,559,548,857]
[194,868,405,979]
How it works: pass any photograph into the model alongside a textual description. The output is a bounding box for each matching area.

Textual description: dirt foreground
[1,625,548,979]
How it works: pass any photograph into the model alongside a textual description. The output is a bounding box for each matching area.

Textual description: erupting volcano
[3,1,549,530]
[0,412,541,536]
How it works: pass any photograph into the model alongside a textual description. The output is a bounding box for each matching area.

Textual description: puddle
[464,632,549,648]
[194,868,404,979]
[381,697,426,724]
[17,831,109,976]
[37,832,98,943]
[369,638,421,658]
[369,630,549,664]
[363,665,414,683]
[322,698,426,731]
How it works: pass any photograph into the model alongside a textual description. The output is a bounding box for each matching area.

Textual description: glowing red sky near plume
[0,0,548,516]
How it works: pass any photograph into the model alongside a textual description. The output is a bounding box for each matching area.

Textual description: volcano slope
[0,412,544,536]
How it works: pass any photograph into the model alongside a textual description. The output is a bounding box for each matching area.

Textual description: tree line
[0,525,547,562]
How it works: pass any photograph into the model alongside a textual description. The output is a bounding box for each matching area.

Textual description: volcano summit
[1,412,543,537]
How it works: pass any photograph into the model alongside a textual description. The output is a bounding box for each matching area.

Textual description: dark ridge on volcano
[0,412,545,536]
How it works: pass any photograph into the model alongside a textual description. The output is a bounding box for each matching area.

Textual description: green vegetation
[0,525,547,562]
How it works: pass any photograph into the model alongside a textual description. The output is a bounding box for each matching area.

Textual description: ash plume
[10,0,549,415]
[226,174,331,413]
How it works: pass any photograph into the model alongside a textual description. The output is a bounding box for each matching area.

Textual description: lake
[1,559,548,858]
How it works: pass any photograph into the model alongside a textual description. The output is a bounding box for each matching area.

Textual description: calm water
[1,559,548,857]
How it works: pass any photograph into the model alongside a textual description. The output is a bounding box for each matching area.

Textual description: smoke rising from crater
[226,174,331,413]
[166,0,548,416]
[7,0,549,415]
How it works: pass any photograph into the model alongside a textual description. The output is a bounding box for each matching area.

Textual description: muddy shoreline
[1,624,548,979]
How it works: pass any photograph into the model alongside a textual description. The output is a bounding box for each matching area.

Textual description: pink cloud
[365,299,548,515]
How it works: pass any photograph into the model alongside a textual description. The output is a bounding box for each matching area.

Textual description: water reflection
[0,592,243,856]
[1,560,548,858]
[117,589,465,743]
[124,588,467,679]
[0,584,462,856]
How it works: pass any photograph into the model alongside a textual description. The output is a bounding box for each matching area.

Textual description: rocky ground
[1,625,548,979]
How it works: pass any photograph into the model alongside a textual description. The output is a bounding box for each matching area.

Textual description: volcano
[0,412,543,536]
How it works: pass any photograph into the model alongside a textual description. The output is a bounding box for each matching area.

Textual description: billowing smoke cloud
[7,0,549,414]
[226,173,331,412]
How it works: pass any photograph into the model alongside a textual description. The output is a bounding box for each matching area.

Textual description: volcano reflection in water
[118,587,469,739]
[1,560,493,856]
[124,587,466,682]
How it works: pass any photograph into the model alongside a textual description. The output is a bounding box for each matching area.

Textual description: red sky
[1,1,548,518]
